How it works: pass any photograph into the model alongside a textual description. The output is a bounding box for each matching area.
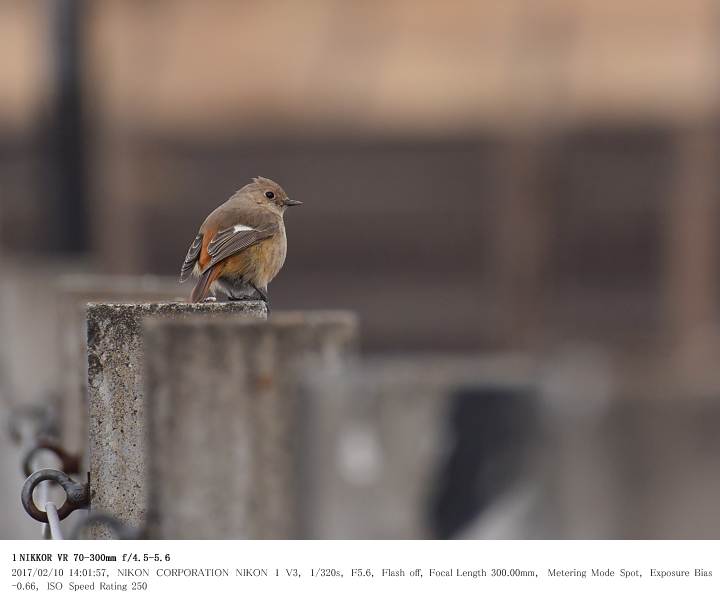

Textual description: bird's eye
[265,191,275,199]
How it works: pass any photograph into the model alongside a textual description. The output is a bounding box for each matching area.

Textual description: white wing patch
[233,224,253,233]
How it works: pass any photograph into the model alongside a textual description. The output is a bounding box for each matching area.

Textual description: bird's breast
[218,224,286,288]
[256,227,287,287]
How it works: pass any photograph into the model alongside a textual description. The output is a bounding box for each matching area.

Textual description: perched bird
[180,176,302,304]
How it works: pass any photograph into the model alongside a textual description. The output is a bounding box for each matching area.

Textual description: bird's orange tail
[190,264,223,302]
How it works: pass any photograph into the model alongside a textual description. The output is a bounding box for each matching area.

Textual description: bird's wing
[201,222,278,273]
[179,234,203,282]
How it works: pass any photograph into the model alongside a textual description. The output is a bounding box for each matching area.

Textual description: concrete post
[56,275,185,460]
[142,312,357,539]
[86,301,267,535]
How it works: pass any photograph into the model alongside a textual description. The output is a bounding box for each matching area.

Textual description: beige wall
[2,0,720,356]
[2,1,719,134]
[0,1,49,131]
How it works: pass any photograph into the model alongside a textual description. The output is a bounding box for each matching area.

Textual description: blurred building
[1,0,720,538]
[2,0,720,361]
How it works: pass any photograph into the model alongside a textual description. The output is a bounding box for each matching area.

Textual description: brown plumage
[180,177,302,304]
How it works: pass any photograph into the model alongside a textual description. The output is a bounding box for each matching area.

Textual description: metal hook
[21,469,89,523]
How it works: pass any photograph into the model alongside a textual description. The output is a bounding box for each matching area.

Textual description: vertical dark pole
[50,0,86,252]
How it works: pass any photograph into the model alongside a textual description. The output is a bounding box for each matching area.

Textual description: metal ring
[71,513,142,540]
[22,438,81,478]
[21,469,89,523]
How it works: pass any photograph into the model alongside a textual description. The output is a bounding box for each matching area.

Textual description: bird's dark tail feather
[190,265,223,302]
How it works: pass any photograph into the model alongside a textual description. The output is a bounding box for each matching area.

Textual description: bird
[179,176,302,305]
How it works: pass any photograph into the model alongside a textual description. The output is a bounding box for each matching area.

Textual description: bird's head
[246,176,302,214]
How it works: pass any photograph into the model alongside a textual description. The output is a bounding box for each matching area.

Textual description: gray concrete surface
[87,301,268,536]
[56,274,185,461]
[143,312,358,538]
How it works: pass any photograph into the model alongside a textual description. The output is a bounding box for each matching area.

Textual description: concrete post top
[86,300,269,320]
[86,302,270,351]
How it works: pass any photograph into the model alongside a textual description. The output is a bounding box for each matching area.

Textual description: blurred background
[1,0,719,538]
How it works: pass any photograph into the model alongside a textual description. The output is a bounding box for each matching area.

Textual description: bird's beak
[285,199,303,207]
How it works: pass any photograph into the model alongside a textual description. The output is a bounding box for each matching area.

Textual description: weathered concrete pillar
[142,312,357,539]
[56,275,185,460]
[87,301,267,534]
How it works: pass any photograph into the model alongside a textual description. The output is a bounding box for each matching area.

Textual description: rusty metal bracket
[22,438,81,478]
[71,513,143,540]
[21,469,89,523]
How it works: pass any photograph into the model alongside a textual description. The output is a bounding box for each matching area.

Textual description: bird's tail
[190,264,223,303]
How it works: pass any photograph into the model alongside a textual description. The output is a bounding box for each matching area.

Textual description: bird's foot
[203,296,217,302]
[251,285,269,304]
[229,288,268,303]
